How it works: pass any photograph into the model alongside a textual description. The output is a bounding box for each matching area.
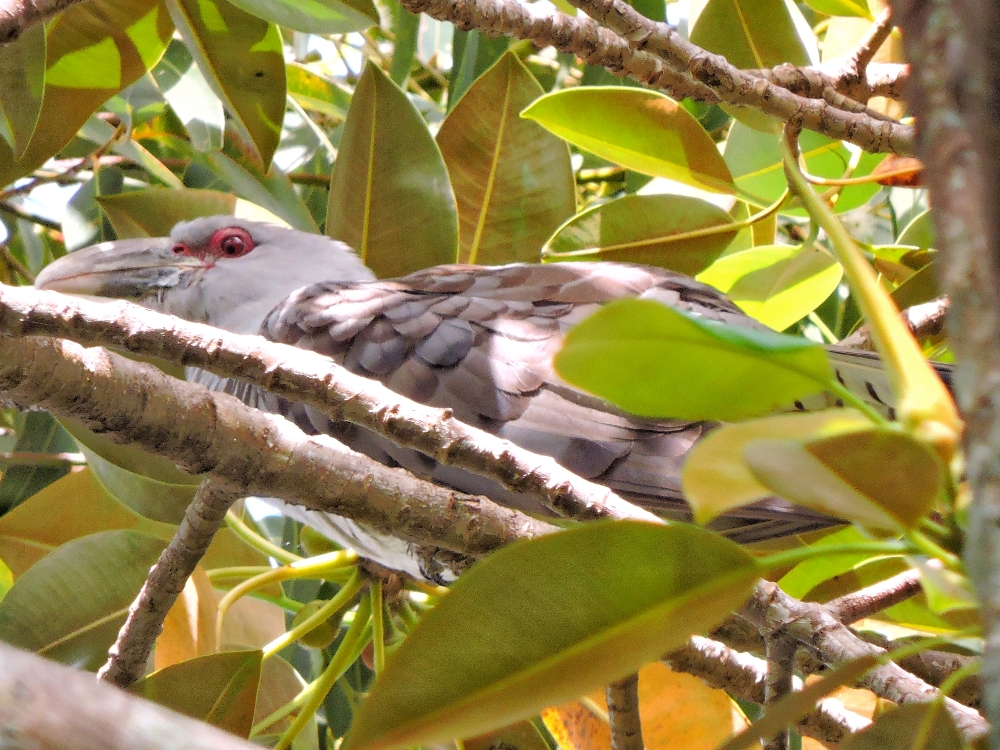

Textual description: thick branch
[0,642,260,749]
[97,479,240,689]
[740,581,987,742]
[606,674,644,750]
[0,333,557,561]
[0,284,660,526]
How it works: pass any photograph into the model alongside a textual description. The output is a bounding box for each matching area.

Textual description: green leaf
[448,31,510,111]
[891,262,939,310]
[0,0,173,187]
[0,411,76,514]
[682,410,871,524]
[745,427,943,533]
[523,87,734,194]
[800,0,870,18]
[777,526,894,598]
[225,0,377,33]
[839,702,963,750]
[908,557,977,615]
[554,299,832,420]
[0,469,174,578]
[543,194,737,275]
[133,650,263,737]
[897,209,935,249]
[0,23,45,159]
[327,61,458,277]
[98,187,287,238]
[437,52,574,264]
[151,39,224,152]
[0,530,167,669]
[690,0,812,70]
[343,522,758,750]
[696,243,843,331]
[388,1,420,86]
[201,152,318,232]
[287,63,352,121]
[79,116,184,188]
[724,124,884,214]
[166,0,285,170]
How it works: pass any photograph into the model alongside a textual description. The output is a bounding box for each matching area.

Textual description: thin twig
[606,674,644,750]
[0,202,60,231]
[825,569,923,623]
[97,480,241,688]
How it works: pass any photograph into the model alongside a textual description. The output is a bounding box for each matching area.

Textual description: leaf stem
[226,510,301,565]
[760,540,909,573]
[825,379,890,425]
[262,570,363,660]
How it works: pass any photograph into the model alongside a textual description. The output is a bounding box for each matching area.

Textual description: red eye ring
[209,227,255,258]
[171,243,190,255]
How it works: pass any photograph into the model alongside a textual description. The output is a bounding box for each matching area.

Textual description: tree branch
[97,479,241,689]
[562,0,914,154]
[740,581,987,742]
[0,283,661,526]
[0,642,260,749]
[0,332,557,562]
[606,674,644,750]
[0,0,85,44]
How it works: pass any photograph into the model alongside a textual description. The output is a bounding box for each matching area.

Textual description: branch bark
[0,332,557,562]
[97,479,241,689]
[0,642,260,749]
[0,0,84,44]
[0,283,661,526]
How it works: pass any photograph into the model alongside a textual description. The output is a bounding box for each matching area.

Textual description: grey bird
[34,216,930,577]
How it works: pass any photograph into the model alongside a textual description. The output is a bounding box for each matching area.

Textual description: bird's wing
[248,261,840,540]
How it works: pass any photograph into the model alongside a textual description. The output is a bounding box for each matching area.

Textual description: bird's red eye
[209,227,255,258]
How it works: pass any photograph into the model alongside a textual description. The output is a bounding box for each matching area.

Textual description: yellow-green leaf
[697,243,843,330]
[327,61,458,277]
[521,87,735,194]
[287,63,352,121]
[343,522,758,750]
[225,0,378,34]
[690,0,812,70]
[839,702,963,750]
[166,0,285,169]
[544,194,737,275]
[554,299,832,420]
[437,52,575,264]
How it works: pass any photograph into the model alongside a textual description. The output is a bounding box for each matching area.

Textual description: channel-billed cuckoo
[35,216,929,578]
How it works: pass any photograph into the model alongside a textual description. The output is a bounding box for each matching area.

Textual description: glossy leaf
[909,557,978,615]
[898,209,935,249]
[98,187,287,238]
[682,410,870,524]
[0,0,173,187]
[437,52,575,264]
[554,299,832,420]
[522,88,735,194]
[724,124,884,214]
[343,522,758,750]
[254,656,316,738]
[541,703,612,750]
[225,0,378,34]
[801,0,869,18]
[166,0,285,170]
[0,530,167,669]
[151,39,224,152]
[543,194,737,275]
[327,62,458,276]
[891,262,939,310]
[288,63,352,120]
[745,427,943,533]
[467,721,551,750]
[134,649,263,737]
[0,23,45,159]
[696,243,843,331]
[0,469,173,578]
[155,566,219,669]
[448,31,510,111]
[690,0,812,70]
[776,526,889,598]
[79,116,183,188]
[389,3,420,86]
[839,702,963,750]
[0,411,76,514]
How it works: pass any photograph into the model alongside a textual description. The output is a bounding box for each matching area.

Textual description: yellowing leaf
[155,566,218,670]
[0,23,45,159]
[682,410,871,524]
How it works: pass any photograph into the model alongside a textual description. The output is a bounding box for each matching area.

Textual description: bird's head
[35,216,374,333]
